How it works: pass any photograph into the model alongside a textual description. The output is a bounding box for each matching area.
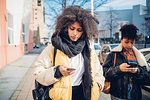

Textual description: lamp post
[144,18,146,48]
[91,0,94,16]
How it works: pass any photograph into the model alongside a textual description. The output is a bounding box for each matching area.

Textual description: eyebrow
[70,25,82,29]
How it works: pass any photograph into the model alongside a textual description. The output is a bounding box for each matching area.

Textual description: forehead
[122,38,135,42]
[70,22,82,28]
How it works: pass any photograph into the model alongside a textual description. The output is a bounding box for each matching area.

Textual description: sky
[96,0,146,11]
[44,0,147,35]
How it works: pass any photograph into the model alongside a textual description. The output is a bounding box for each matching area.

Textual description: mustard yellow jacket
[33,44,105,100]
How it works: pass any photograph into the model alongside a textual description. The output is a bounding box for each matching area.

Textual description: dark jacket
[103,44,150,100]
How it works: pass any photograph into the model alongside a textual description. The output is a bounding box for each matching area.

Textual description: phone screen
[67,68,76,71]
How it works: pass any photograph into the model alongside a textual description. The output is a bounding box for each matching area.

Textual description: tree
[144,17,150,36]
[44,0,111,35]
[104,7,119,43]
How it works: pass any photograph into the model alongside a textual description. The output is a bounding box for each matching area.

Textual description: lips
[126,48,132,51]
[71,36,77,40]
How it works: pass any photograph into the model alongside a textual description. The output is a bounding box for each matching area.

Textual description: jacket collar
[111,44,149,70]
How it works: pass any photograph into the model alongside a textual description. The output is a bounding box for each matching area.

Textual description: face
[68,21,83,41]
[121,38,135,51]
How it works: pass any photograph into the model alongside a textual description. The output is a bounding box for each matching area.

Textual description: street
[0,45,150,100]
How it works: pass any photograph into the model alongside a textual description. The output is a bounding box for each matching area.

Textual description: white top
[69,53,85,86]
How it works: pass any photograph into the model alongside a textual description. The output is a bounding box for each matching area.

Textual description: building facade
[0,0,33,69]
[96,0,150,44]
[32,0,45,45]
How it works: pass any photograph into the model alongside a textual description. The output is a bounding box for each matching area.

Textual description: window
[37,0,41,6]
[7,11,14,44]
[22,24,25,43]
[145,17,150,21]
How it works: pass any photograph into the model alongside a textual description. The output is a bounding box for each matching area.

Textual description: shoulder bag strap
[53,47,57,66]
[113,53,116,67]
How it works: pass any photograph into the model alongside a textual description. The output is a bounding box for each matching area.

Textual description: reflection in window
[22,24,25,43]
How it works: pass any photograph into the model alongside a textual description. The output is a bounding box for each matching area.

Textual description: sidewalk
[0,46,45,100]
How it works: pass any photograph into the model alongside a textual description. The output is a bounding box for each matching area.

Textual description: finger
[128,68,138,73]
[125,64,130,67]
[132,68,138,73]
[63,72,69,76]
[122,63,130,68]
[61,66,67,71]
[69,71,75,75]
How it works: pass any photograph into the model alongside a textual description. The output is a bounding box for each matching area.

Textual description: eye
[77,28,83,32]
[70,27,75,30]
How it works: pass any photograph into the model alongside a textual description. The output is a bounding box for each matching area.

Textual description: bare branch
[44,0,110,35]
[71,0,76,6]
[80,0,88,7]
[94,0,110,10]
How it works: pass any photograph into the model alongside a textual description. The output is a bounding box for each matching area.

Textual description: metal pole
[144,19,146,48]
[91,0,94,16]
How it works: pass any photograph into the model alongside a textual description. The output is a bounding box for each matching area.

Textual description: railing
[134,44,150,49]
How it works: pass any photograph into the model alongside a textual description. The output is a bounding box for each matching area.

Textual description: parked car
[139,48,150,66]
[139,48,150,56]
[33,44,40,48]
[139,48,150,96]
[93,44,101,56]
[106,43,119,49]
[99,44,119,64]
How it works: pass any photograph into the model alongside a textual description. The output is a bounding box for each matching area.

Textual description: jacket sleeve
[103,52,122,82]
[33,44,60,86]
[92,50,105,91]
[134,65,150,85]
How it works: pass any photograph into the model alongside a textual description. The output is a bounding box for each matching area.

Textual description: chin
[71,38,78,42]
[72,40,77,42]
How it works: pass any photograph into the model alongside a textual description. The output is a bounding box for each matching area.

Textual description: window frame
[7,10,14,45]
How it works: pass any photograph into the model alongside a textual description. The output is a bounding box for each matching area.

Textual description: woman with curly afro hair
[103,24,150,100]
[33,6,105,100]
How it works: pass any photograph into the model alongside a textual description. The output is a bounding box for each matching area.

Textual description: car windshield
[145,53,150,63]
[110,44,118,49]
[94,45,100,50]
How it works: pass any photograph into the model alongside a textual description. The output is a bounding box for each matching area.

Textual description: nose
[128,43,132,48]
[73,30,77,35]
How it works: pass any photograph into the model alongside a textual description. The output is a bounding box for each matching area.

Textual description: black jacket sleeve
[134,65,150,85]
[54,65,63,79]
[103,52,122,82]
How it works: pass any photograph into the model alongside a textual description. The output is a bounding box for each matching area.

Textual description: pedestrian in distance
[103,24,150,100]
[99,45,110,65]
[33,6,105,100]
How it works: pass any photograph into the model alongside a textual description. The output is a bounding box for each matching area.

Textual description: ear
[121,39,123,44]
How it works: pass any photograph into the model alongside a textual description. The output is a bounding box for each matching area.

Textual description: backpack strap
[113,53,116,67]
[53,47,57,66]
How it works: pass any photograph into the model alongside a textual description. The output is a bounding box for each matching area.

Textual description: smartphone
[129,62,137,68]
[67,68,76,71]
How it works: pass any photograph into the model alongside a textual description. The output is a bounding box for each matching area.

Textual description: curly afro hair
[120,24,139,40]
[53,6,99,40]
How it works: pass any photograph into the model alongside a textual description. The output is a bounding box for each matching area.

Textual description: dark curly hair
[53,6,99,40]
[120,24,139,40]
